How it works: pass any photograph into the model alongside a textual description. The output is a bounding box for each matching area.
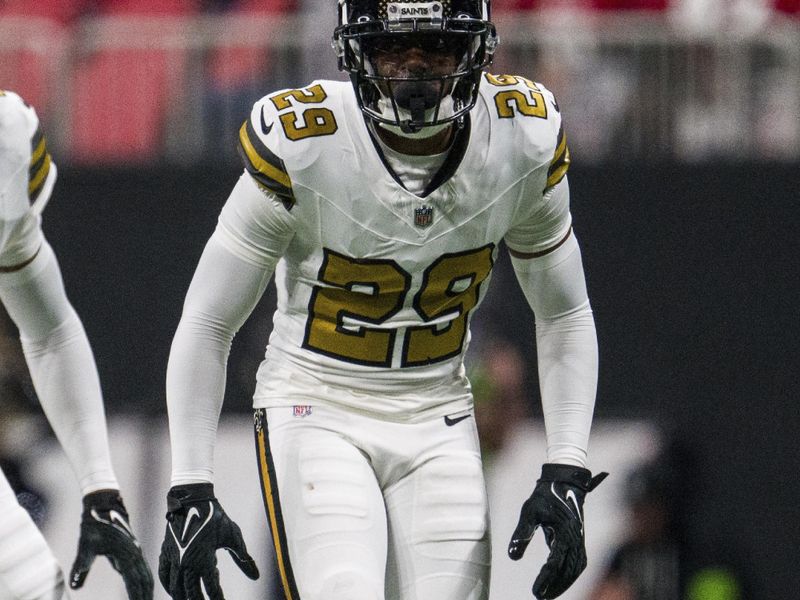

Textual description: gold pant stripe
[255,413,299,600]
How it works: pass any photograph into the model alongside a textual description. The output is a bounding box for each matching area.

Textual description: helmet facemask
[334,0,497,135]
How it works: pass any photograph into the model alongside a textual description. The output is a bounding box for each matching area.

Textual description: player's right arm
[1,90,153,600]
[161,103,296,597]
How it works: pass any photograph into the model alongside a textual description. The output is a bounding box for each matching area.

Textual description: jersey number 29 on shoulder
[270,84,338,141]
[485,74,548,120]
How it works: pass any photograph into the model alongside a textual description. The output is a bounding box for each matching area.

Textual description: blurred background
[1,0,798,599]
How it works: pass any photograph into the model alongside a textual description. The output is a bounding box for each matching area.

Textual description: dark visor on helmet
[360,32,471,62]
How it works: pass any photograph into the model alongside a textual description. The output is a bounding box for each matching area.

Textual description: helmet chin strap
[376,94,456,139]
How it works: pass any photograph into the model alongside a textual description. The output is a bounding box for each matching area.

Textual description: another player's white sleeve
[507,179,598,468]
[0,240,118,495]
[0,470,67,600]
[167,173,295,485]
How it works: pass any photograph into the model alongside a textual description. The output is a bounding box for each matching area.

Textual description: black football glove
[69,489,154,600]
[508,463,608,599]
[158,483,259,600]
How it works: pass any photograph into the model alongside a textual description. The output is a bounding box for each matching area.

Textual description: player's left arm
[504,174,607,599]
[507,177,597,468]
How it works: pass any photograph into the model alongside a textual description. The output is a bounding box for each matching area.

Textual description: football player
[0,90,153,600]
[160,0,606,598]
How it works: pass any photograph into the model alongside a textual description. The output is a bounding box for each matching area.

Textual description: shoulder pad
[237,81,343,208]
[0,90,54,204]
[480,74,569,189]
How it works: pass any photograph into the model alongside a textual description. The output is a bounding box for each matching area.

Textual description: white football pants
[0,470,68,600]
[254,405,491,600]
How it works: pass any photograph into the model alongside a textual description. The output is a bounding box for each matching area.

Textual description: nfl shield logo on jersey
[292,405,313,418]
[414,205,434,227]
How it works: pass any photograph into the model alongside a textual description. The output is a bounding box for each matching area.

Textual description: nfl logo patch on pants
[292,405,313,418]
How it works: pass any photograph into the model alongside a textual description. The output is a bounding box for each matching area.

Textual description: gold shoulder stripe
[238,118,294,204]
[545,124,570,189]
[29,153,51,202]
[29,126,52,202]
[31,126,46,164]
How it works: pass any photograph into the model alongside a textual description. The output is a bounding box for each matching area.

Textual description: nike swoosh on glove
[159,483,259,600]
[70,489,154,600]
[508,463,608,599]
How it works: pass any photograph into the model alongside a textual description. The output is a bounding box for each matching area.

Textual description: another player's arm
[0,101,119,495]
[0,94,152,599]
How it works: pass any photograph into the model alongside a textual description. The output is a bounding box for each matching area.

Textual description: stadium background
[1,1,798,599]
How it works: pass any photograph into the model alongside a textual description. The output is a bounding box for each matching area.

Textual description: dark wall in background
[44,164,799,599]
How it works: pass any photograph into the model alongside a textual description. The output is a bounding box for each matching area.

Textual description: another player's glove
[158,483,259,600]
[69,489,154,600]
[508,463,608,599]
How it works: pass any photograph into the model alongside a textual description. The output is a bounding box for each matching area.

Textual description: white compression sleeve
[510,233,598,467]
[166,237,273,484]
[167,174,294,485]
[0,470,66,600]
[0,241,118,495]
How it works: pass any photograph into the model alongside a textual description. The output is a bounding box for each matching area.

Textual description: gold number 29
[303,246,494,367]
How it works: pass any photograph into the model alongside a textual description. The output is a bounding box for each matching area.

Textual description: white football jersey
[237,74,571,420]
[0,90,55,256]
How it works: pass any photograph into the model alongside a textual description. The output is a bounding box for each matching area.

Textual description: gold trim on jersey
[546,124,570,190]
[29,125,52,202]
[0,246,40,273]
[254,410,299,600]
[507,226,573,260]
[238,119,295,205]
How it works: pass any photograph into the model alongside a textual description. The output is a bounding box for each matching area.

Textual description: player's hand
[508,463,608,599]
[70,489,154,600]
[158,483,259,600]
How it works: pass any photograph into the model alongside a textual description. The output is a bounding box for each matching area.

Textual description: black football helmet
[333,0,498,133]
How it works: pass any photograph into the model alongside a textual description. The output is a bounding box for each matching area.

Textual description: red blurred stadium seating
[774,0,800,14]
[0,0,88,23]
[0,22,69,124]
[491,0,668,12]
[67,2,199,163]
[587,0,667,9]
[0,1,81,119]
[69,47,188,163]
[206,0,296,93]
[94,0,199,16]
